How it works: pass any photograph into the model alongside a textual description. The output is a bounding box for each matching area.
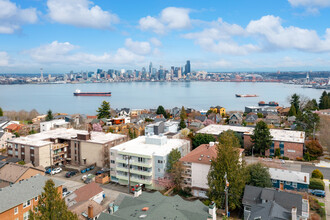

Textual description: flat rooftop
[8,128,126,146]
[197,124,305,143]
[111,135,189,157]
[269,168,310,184]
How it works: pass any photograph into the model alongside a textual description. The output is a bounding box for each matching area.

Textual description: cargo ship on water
[235,94,258,98]
[73,89,111,96]
[258,101,279,106]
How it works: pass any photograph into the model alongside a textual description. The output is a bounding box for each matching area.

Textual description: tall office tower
[149,62,153,74]
[185,60,191,75]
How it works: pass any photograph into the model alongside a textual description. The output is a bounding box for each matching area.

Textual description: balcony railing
[52,143,69,150]
[116,173,152,184]
[116,166,152,176]
[116,158,152,168]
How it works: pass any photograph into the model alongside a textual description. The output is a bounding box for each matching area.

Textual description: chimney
[134,184,142,197]
[291,207,297,220]
[208,201,216,220]
[88,204,93,219]
[304,176,307,183]
[209,142,215,147]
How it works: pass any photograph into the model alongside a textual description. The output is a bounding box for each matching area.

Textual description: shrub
[275,148,281,157]
[309,178,325,190]
[312,169,324,180]
[305,140,323,160]
[296,157,303,161]
[282,156,289,160]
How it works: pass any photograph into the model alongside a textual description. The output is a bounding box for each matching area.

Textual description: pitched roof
[242,185,303,216]
[0,162,44,183]
[5,124,24,132]
[180,144,217,165]
[0,175,63,213]
[98,191,209,220]
[69,200,104,220]
[248,201,291,220]
[73,182,104,203]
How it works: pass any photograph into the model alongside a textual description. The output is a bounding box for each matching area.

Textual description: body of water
[0,82,325,115]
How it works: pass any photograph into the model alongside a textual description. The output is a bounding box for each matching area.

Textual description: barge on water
[235,94,258,98]
[73,89,111,96]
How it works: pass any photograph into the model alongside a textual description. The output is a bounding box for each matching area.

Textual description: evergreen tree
[251,121,273,155]
[180,106,187,119]
[246,163,272,188]
[96,101,111,119]
[304,99,319,111]
[296,110,320,138]
[207,130,247,210]
[191,133,216,149]
[167,148,181,172]
[319,91,330,109]
[290,93,300,114]
[156,105,167,118]
[29,179,78,220]
[288,104,297,116]
[179,118,186,129]
[45,110,53,121]
[0,107,3,117]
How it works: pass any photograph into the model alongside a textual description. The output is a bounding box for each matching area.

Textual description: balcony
[116,173,152,185]
[116,167,152,176]
[116,158,152,168]
[52,143,68,150]
[53,151,65,156]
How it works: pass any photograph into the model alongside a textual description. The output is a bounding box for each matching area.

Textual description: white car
[51,167,62,175]
[81,173,92,181]
[62,191,72,197]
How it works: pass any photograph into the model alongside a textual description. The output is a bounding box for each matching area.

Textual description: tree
[191,133,216,149]
[305,140,323,160]
[304,99,318,111]
[290,93,300,114]
[179,118,186,129]
[246,163,272,188]
[312,169,324,180]
[207,130,247,210]
[251,121,273,155]
[275,148,281,157]
[288,104,297,116]
[96,101,111,119]
[257,113,263,118]
[156,105,167,119]
[45,110,53,121]
[180,106,187,119]
[319,91,330,109]
[296,110,320,138]
[171,161,184,190]
[29,179,78,220]
[167,149,181,172]
[309,178,325,190]
[0,107,3,116]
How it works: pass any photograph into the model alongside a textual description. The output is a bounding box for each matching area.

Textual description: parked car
[81,174,93,181]
[45,168,52,174]
[62,191,72,197]
[89,166,95,170]
[312,190,326,197]
[84,178,92,184]
[65,171,77,178]
[63,187,68,193]
[51,167,62,175]
[96,170,105,175]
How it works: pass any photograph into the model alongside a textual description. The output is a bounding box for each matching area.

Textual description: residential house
[31,115,47,124]
[210,106,226,115]
[269,168,309,191]
[40,119,70,132]
[6,128,127,168]
[0,162,45,188]
[0,131,15,150]
[195,115,207,123]
[66,182,104,208]
[145,121,179,135]
[245,113,258,125]
[180,142,244,198]
[228,113,243,125]
[207,113,221,123]
[265,115,281,127]
[170,107,181,117]
[5,124,29,136]
[287,116,296,123]
[277,107,291,116]
[245,106,262,113]
[98,191,214,220]
[0,175,63,220]
[242,185,309,220]
[197,125,305,160]
[110,135,190,189]
[70,200,103,220]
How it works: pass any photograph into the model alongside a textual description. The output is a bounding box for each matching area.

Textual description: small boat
[73,89,111,96]
[235,94,258,98]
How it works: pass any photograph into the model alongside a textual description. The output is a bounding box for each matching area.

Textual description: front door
[280,182,284,190]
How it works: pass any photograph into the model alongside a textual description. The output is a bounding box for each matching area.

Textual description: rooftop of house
[242,185,303,216]
[269,168,310,184]
[7,128,126,147]
[5,123,24,132]
[98,191,209,220]
[0,162,44,183]
[248,200,292,220]
[197,125,305,143]
[0,174,63,213]
[111,135,189,157]
[40,119,69,126]
[72,182,104,203]
[70,200,103,220]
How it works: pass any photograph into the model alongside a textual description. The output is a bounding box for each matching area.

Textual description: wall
[0,132,15,149]
[17,169,45,183]
[153,155,166,181]
[80,142,103,167]
[191,163,210,189]
[37,145,51,167]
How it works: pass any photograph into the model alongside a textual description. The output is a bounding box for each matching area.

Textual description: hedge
[309,178,325,190]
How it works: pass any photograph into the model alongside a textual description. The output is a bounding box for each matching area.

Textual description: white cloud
[0,51,9,66]
[47,0,119,29]
[139,7,191,34]
[288,0,330,12]
[124,38,151,55]
[25,40,148,66]
[0,0,38,34]
[149,37,162,47]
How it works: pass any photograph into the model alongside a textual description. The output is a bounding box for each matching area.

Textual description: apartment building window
[138,157,145,163]
[158,160,163,164]
[21,145,25,149]
[14,207,18,215]
[23,200,31,208]
[30,147,34,150]
[23,211,29,220]
[292,182,297,188]
[15,151,18,156]
[21,152,25,155]
[110,152,114,156]
[8,150,13,155]
[110,160,115,164]
[15,144,18,149]
[35,196,38,201]
[31,153,34,157]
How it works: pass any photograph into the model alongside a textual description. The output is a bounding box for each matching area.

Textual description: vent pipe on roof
[88,204,93,219]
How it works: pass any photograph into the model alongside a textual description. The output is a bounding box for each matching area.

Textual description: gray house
[242,185,309,220]
[228,113,243,125]
[245,113,258,125]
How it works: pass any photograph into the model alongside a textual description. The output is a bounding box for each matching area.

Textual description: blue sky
[1,0,330,73]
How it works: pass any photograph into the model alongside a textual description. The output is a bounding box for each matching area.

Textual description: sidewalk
[323,180,330,218]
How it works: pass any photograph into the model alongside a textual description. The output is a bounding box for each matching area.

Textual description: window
[35,196,38,201]
[14,207,18,215]
[23,211,29,220]
[23,200,31,208]
[158,160,163,164]
[15,151,18,156]
[21,145,25,149]
[22,152,25,155]
[138,157,145,163]
[110,152,114,156]
[292,182,297,188]
[15,144,18,149]
[110,160,115,164]
[8,150,13,154]
[254,217,261,220]
[31,154,34,157]
[285,181,291,185]
[30,147,34,150]
[272,179,277,183]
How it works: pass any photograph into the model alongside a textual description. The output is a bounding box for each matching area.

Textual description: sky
[1,0,330,73]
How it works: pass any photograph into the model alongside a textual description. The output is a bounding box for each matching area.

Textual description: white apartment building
[110,135,190,189]
[40,119,70,132]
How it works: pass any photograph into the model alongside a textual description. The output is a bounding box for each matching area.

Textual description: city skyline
[1,0,330,73]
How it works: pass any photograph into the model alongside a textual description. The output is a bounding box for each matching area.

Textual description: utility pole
[224,172,229,217]
[313,122,316,140]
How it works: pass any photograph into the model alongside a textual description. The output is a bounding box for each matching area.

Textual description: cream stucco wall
[191,162,210,189]
[80,142,103,167]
